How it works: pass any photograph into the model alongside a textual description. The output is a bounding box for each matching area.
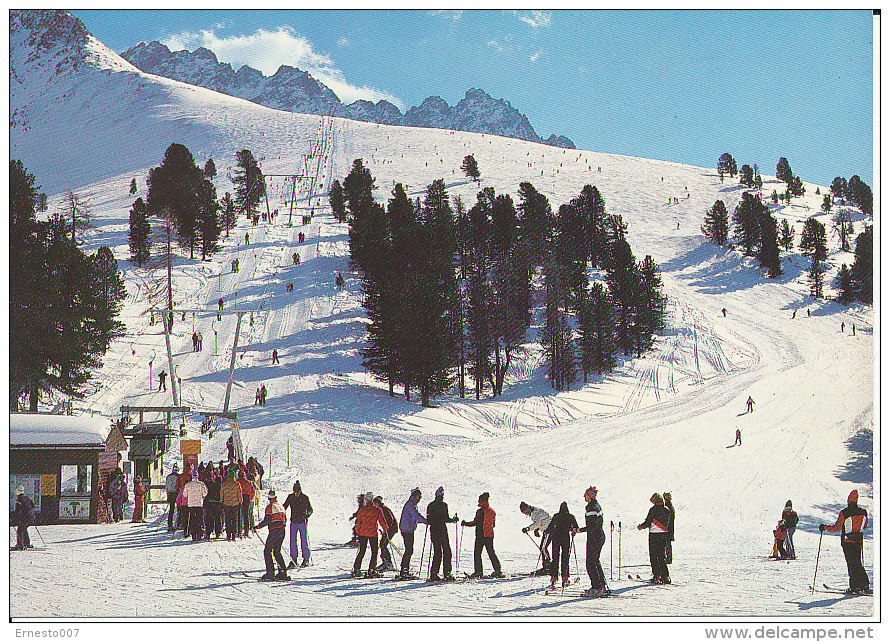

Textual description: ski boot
[562,577,571,587]
[467,572,483,579]
[428,574,441,582]
[350,569,363,578]
[287,560,297,570]
[442,574,456,582]
[364,569,382,578]
[275,570,291,581]
[491,570,505,579]
[399,572,418,580]
[300,559,311,568]
[259,572,275,581]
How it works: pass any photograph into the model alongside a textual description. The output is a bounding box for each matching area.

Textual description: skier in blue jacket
[398,488,428,579]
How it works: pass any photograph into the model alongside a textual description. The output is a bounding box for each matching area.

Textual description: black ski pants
[379,531,393,567]
[15,523,31,549]
[188,507,204,540]
[224,505,240,540]
[551,536,571,583]
[167,492,178,531]
[586,535,607,589]
[354,535,378,572]
[841,540,869,591]
[204,501,222,538]
[400,530,415,575]
[648,532,670,580]
[264,527,287,574]
[429,527,452,578]
[474,536,501,575]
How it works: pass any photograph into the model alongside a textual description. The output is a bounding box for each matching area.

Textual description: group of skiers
[191,331,204,352]
[254,384,268,405]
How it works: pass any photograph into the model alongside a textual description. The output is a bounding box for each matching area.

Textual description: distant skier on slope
[158,370,167,392]
[545,501,579,589]
[577,487,608,596]
[820,490,870,594]
[398,488,428,579]
[637,493,671,584]
[746,396,755,413]
[255,490,290,581]
[462,492,504,579]
[735,429,742,446]
[519,501,552,575]
[336,273,345,290]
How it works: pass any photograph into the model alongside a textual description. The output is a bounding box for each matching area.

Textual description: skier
[192,331,198,352]
[746,396,755,413]
[158,370,167,392]
[807,308,811,317]
[203,469,222,539]
[10,486,36,550]
[398,488,428,579]
[255,490,290,581]
[245,232,249,245]
[771,519,790,559]
[819,490,870,594]
[374,496,399,572]
[246,456,264,489]
[577,487,608,596]
[272,349,279,364]
[637,493,671,584]
[791,310,796,319]
[664,491,675,565]
[519,501,552,575]
[238,471,255,538]
[426,486,459,581]
[852,324,856,336]
[226,435,235,462]
[734,428,742,446]
[108,470,127,522]
[293,252,298,265]
[218,297,223,311]
[462,492,504,578]
[197,332,203,351]
[131,477,146,523]
[352,491,387,578]
[283,480,313,569]
[722,307,727,317]
[782,500,798,559]
[221,470,242,541]
[841,322,845,333]
[544,501,579,588]
[183,473,207,540]
[336,273,345,290]
[165,464,180,532]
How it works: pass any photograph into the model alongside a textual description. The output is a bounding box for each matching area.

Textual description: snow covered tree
[851,225,872,304]
[203,157,217,179]
[739,164,754,187]
[717,153,737,179]
[807,254,824,299]
[799,218,827,262]
[702,199,729,246]
[147,143,204,259]
[61,190,92,245]
[776,157,793,184]
[219,192,236,236]
[461,154,481,182]
[328,179,347,223]
[128,197,151,266]
[129,178,137,195]
[233,149,265,218]
[779,219,795,252]
[835,264,855,305]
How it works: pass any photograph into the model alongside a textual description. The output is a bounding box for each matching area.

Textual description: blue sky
[74,9,875,187]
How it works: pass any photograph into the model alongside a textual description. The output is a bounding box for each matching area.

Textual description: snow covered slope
[9,10,874,619]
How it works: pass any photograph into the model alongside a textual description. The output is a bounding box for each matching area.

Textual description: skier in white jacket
[520,501,552,575]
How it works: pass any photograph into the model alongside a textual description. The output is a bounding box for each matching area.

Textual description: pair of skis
[810,583,871,596]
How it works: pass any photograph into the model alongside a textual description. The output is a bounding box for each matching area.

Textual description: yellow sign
[180,439,202,455]
[41,474,57,496]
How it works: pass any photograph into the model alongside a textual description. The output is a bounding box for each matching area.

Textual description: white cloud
[429,10,463,21]
[337,37,350,48]
[162,26,401,107]
[530,50,543,62]
[513,10,551,29]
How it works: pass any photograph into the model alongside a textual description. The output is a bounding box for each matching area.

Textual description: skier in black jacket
[426,486,459,581]
[638,493,671,584]
[283,480,313,568]
[577,486,608,596]
[10,486,36,550]
[544,501,579,588]
[820,490,870,594]
[374,496,399,572]
[664,491,675,564]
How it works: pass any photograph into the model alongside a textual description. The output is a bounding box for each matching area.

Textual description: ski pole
[526,530,544,574]
[812,529,824,594]
[417,524,428,578]
[571,533,581,579]
[610,521,614,581]
[618,521,622,579]
[33,525,47,548]
[454,520,460,573]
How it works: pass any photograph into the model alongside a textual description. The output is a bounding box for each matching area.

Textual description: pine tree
[732,192,763,256]
[540,262,576,391]
[461,154,481,182]
[757,210,782,278]
[129,178,137,195]
[345,159,382,274]
[204,157,217,179]
[572,184,607,268]
[833,208,852,252]
[62,190,92,245]
[717,153,737,178]
[702,199,729,246]
[776,157,793,184]
[830,177,848,199]
[789,176,806,197]
[517,182,553,266]
[233,149,265,218]
[197,178,221,260]
[851,225,873,303]
[329,179,347,223]
[739,165,754,187]
[771,190,779,204]
[821,195,832,213]
[219,192,236,236]
[635,255,667,348]
[554,203,588,306]
[799,218,828,262]
[779,219,795,252]
[128,197,151,266]
[90,246,127,352]
[604,239,638,356]
[835,264,855,305]
[147,143,204,259]
[588,282,616,376]
[807,255,824,299]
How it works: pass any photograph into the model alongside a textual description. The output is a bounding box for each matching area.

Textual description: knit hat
[519,501,530,513]
[848,490,859,504]
[268,490,277,499]
[435,486,444,498]
[785,500,792,508]
[411,487,422,497]
[16,486,24,495]
[584,486,598,502]
[293,480,301,492]
[364,491,373,502]
[650,492,663,504]
[479,492,490,503]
